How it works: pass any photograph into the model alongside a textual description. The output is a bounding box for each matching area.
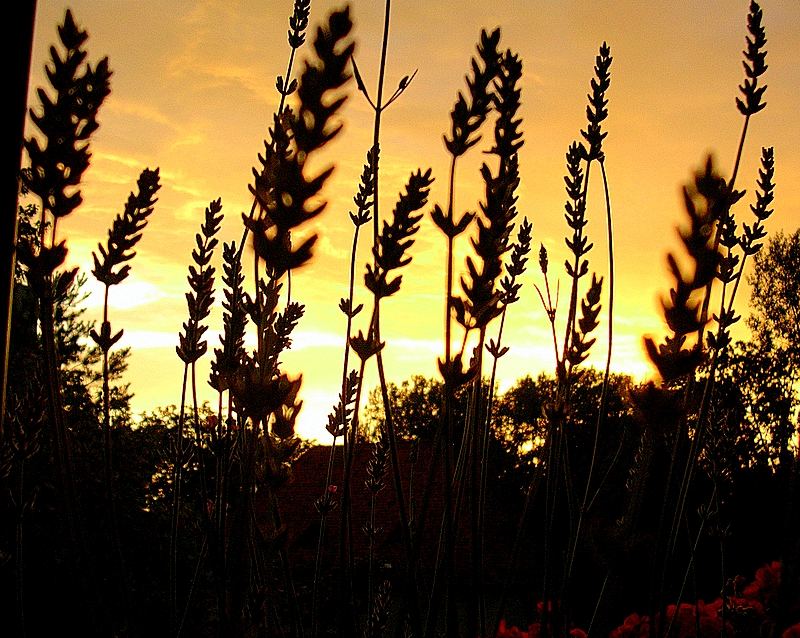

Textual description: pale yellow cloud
[106,97,175,129]
[119,330,178,350]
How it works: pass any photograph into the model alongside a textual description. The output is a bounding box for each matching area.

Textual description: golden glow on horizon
[25,1,800,441]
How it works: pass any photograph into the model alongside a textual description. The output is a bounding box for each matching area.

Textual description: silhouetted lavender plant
[698,0,768,334]
[512,43,613,636]
[170,198,223,628]
[310,153,374,638]
[333,8,420,620]
[209,241,248,395]
[206,241,247,626]
[733,0,768,180]
[216,10,355,634]
[722,146,774,318]
[638,157,753,637]
[17,10,112,626]
[427,32,502,637]
[456,48,525,636]
[346,168,432,636]
[91,167,160,505]
[644,160,730,383]
[662,153,777,636]
[87,167,160,624]
[243,8,354,427]
[482,218,532,635]
[24,11,111,240]
[575,41,616,520]
[246,6,353,278]
[238,0,311,245]
[558,44,611,380]
[432,28,501,390]
[335,149,374,442]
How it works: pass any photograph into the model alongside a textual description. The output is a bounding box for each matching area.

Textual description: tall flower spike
[287,0,311,48]
[567,273,603,367]
[581,42,612,162]
[444,28,502,158]
[293,8,354,154]
[262,301,305,375]
[740,147,775,256]
[563,142,592,279]
[248,9,354,278]
[326,370,359,437]
[209,241,248,392]
[500,217,533,305]
[365,168,434,300]
[490,50,524,160]
[644,157,728,381]
[350,147,377,228]
[92,168,161,287]
[177,199,224,365]
[736,1,768,116]
[458,156,520,329]
[24,10,112,221]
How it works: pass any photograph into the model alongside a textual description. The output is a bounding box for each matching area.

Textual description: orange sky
[25,1,800,441]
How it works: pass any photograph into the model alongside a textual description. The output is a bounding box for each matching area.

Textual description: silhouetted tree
[716,229,800,470]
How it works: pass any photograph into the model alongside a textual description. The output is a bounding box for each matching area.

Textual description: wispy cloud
[79,277,172,312]
[106,97,176,129]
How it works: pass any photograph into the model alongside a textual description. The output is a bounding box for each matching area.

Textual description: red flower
[744,561,782,606]
[496,619,528,638]
[495,619,586,638]
[782,622,800,638]
[610,612,649,638]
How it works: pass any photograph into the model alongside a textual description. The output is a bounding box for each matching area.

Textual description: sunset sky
[25,1,800,441]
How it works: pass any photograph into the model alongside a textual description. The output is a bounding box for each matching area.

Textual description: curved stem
[567,158,615,582]
[696,114,750,348]
[312,218,363,638]
[376,348,423,637]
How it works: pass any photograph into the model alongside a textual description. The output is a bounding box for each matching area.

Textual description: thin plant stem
[664,486,716,638]
[235,21,304,263]
[443,153,458,638]
[169,363,190,631]
[376,351,423,637]
[312,200,365,637]
[177,537,208,638]
[191,364,210,519]
[567,157,615,583]
[696,113,750,351]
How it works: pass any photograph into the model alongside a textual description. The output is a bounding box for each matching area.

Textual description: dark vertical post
[1,0,37,437]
